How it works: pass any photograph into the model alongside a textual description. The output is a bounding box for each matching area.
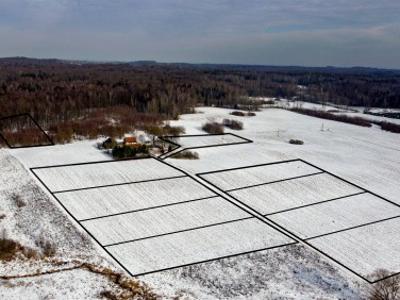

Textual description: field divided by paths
[31,157,294,277]
[198,159,400,282]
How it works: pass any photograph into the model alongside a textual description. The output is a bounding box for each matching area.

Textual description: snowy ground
[166,107,400,204]
[32,157,295,278]
[228,173,363,215]
[279,99,400,125]
[4,105,400,298]
[11,140,111,168]
[162,133,249,149]
[56,176,215,220]
[309,217,400,282]
[0,150,154,299]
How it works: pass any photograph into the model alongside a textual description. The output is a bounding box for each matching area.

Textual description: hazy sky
[1,0,400,68]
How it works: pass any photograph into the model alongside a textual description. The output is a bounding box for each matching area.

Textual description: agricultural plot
[32,158,183,192]
[269,193,400,239]
[0,113,54,148]
[31,157,295,277]
[107,218,294,276]
[161,133,251,149]
[198,158,400,283]
[158,133,252,159]
[308,217,400,282]
[81,196,250,245]
[199,159,320,191]
[55,176,215,220]
[229,173,363,214]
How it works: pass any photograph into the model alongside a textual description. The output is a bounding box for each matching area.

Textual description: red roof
[124,136,137,143]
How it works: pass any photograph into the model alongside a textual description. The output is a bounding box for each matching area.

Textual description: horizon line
[1,56,399,72]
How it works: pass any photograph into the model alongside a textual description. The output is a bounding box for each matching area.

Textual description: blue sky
[0,0,399,68]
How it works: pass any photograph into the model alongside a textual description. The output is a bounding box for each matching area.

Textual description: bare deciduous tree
[369,270,400,300]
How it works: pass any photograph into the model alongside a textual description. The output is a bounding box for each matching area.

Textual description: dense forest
[0,57,400,142]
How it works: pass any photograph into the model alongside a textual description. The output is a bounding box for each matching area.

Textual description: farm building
[123,136,138,147]
[136,130,152,145]
[97,131,152,151]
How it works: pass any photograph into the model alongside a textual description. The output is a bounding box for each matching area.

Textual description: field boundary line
[157,158,298,245]
[226,172,324,192]
[29,156,193,278]
[125,242,297,278]
[197,158,400,284]
[52,174,187,194]
[264,191,367,216]
[0,113,54,148]
[31,156,296,278]
[78,195,220,222]
[29,166,136,277]
[262,214,400,284]
[102,216,255,247]
[299,159,400,209]
[197,158,302,175]
[305,215,400,241]
[31,156,152,170]
[158,133,253,160]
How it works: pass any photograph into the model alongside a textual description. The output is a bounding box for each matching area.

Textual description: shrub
[112,144,148,159]
[42,240,57,257]
[102,138,117,150]
[112,146,136,159]
[172,150,199,160]
[289,139,304,145]
[163,124,185,136]
[290,107,372,127]
[369,270,400,300]
[202,122,224,134]
[0,236,19,261]
[36,234,57,257]
[11,193,26,208]
[230,111,256,117]
[378,121,400,134]
[223,119,243,130]
[230,111,246,116]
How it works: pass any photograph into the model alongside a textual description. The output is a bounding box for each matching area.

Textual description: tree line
[0,59,399,142]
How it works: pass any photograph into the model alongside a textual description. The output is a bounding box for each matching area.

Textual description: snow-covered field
[107,218,293,276]
[55,176,215,220]
[309,217,400,281]
[163,133,249,149]
[278,99,400,125]
[4,104,400,298]
[32,154,291,279]
[11,140,111,168]
[229,173,363,215]
[32,158,182,192]
[199,160,319,191]
[166,107,400,206]
[0,150,152,299]
[269,193,400,239]
[82,196,250,246]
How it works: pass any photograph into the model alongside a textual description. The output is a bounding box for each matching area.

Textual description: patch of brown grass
[0,233,39,261]
[171,150,199,160]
